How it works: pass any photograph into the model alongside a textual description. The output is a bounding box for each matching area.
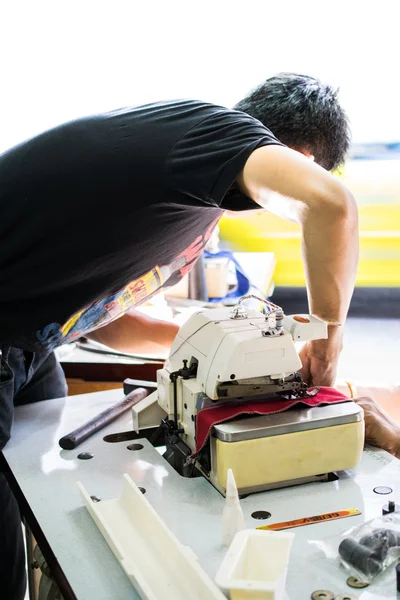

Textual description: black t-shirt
[0,100,283,351]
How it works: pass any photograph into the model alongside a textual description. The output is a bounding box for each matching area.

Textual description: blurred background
[1,0,399,387]
[1,0,399,304]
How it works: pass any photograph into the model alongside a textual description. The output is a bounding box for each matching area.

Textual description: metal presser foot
[277,386,320,400]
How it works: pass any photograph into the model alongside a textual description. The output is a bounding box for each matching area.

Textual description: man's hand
[355,396,400,459]
[298,343,337,387]
[298,327,343,386]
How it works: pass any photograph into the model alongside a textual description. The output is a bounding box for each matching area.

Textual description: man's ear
[301,150,315,161]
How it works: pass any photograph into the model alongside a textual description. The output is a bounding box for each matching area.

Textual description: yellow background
[220,160,400,287]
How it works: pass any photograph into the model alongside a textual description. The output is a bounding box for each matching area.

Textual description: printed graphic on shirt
[35,216,220,351]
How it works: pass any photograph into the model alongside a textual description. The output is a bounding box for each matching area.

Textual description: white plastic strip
[77,474,226,600]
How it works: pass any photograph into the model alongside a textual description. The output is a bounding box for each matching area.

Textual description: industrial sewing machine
[132,296,365,496]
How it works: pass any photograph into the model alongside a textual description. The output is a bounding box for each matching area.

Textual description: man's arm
[237,145,359,385]
[86,310,180,355]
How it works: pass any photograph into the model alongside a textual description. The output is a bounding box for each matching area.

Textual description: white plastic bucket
[215,529,294,600]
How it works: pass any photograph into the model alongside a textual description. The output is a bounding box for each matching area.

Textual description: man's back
[0,100,280,351]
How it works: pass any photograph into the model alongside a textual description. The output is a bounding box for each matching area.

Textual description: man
[0,72,398,599]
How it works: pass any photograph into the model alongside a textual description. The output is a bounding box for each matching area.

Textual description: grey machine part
[213,402,363,443]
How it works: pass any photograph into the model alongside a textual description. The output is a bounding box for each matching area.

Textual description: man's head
[234,72,350,171]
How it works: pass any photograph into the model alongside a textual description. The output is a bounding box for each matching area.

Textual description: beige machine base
[209,421,365,496]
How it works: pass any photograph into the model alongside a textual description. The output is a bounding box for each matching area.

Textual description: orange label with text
[257,508,361,531]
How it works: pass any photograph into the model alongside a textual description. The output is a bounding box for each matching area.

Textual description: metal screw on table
[78,452,94,460]
[382,499,400,515]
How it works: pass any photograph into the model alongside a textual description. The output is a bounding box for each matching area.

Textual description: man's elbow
[334,189,358,225]
[309,185,358,228]
[321,177,357,217]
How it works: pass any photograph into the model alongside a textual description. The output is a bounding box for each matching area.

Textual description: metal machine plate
[213,402,363,442]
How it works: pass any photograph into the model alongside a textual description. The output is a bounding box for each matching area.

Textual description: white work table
[2,389,400,600]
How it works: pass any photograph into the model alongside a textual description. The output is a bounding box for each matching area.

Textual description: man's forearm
[87,310,180,354]
[300,192,359,352]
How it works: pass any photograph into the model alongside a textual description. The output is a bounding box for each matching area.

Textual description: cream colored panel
[215,421,365,491]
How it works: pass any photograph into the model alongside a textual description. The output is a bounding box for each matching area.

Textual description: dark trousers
[0,346,68,600]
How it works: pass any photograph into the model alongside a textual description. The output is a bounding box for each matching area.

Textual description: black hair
[234,72,350,171]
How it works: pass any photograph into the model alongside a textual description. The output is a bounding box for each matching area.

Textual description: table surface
[57,340,164,364]
[3,389,400,600]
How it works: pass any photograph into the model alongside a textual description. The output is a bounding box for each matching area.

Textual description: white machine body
[135,306,327,453]
[165,307,326,399]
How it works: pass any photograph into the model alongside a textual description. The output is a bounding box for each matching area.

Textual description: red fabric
[194,386,349,455]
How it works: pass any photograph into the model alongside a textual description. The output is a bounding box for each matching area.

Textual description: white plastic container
[215,529,294,600]
[205,256,230,298]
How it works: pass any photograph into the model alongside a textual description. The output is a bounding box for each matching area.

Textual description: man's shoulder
[103,99,230,122]
[103,99,261,129]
